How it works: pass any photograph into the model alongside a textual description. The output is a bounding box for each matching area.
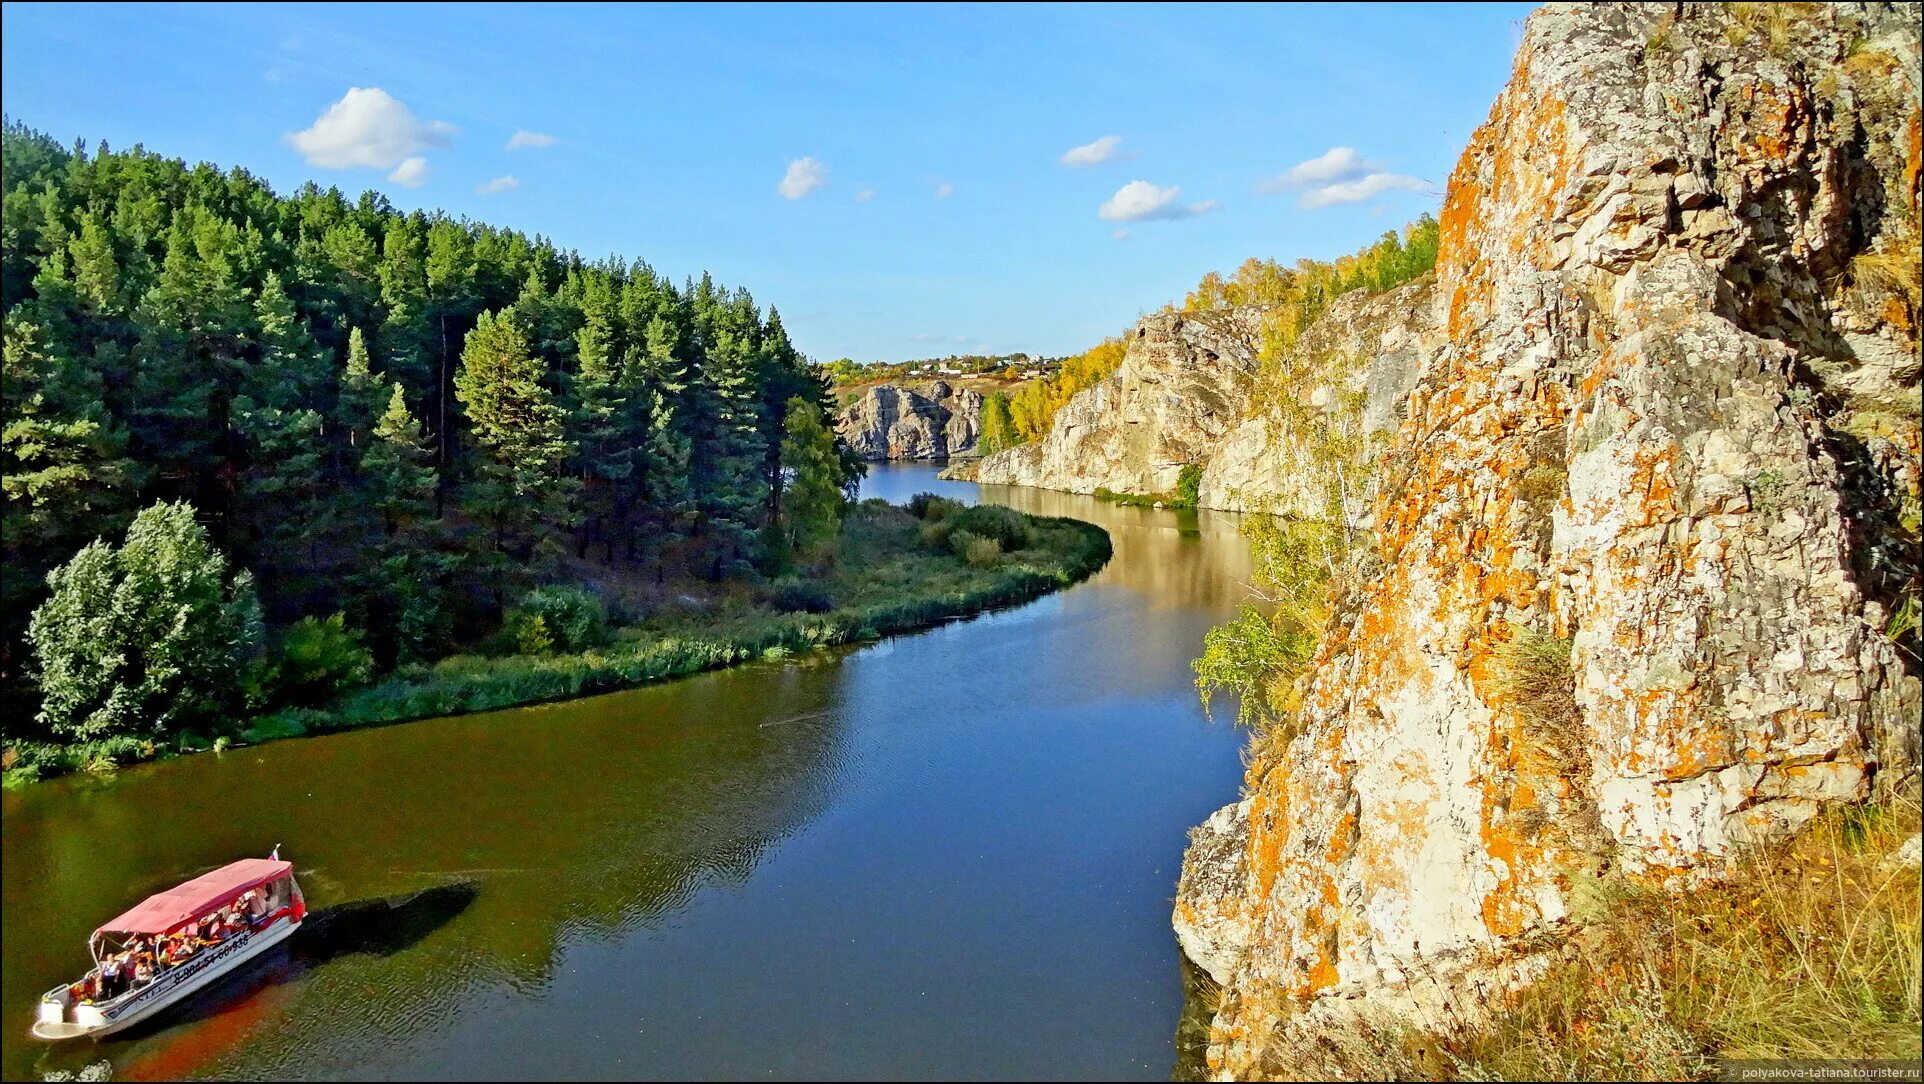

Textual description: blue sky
[2,2,1533,362]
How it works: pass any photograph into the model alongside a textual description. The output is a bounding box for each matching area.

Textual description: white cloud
[1097,180,1219,222]
[778,157,828,199]
[1060,135,1124,167]
[1298,172,1425,208]
[1112,228,1131,241]
[287,87,455,170]
[934,181,954,198]
[854,187,875,203]
[1258,146,1426,208]
[1259,146,1378,192]
[505,129,555,151]
[387,157,430,188]
[476,175,520,195]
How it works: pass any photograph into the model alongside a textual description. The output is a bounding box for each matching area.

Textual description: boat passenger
[99,954,124,998]
[131,955,155,987]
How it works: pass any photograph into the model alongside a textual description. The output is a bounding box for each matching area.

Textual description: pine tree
[363,382,436,537]
[2,313,133,646]
[566,314,632,559]
[336,326,386,453]
[68,212,121,315]
[454,308,578,568]
[233,272,331,572]
[688,325,769,578]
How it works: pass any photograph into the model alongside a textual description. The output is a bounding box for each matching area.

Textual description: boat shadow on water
[34,884,477,1080]
[294,882,479,967]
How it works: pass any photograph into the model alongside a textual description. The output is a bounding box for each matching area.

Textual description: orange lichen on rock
[1175,5,1923,1076]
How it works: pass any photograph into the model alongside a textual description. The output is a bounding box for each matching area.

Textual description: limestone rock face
[1198,281,1443,517]
[965,282,1440,515]
[834,382,983,460]
[1175,3,1923,1077]
[970,310,1266,498]
[1172,799,1253,986]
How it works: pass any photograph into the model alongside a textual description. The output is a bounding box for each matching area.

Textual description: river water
[1,465,1251,1081]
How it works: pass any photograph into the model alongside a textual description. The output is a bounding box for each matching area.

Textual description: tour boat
[32,854,305,1040]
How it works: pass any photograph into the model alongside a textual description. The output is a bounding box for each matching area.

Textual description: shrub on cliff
[1193,514,1338,735]
[1176,463,1204,508]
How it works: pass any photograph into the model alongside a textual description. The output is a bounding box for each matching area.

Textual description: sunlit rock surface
[1174,3,1923,1076]
[834,381,983,460]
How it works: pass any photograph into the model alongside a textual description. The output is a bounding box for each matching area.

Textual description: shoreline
[3,509,1111,789]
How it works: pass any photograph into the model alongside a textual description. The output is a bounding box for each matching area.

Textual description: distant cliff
[963,285,1440,516]
[835,381,983,461]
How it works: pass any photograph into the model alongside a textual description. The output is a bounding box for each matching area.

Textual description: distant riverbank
[2,499,1109,787]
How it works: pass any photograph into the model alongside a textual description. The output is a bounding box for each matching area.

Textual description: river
[1,465,1251,1081]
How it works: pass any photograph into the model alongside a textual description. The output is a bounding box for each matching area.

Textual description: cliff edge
[1175,3,1922,1077]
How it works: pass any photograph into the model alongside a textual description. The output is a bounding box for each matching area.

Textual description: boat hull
[33,917,299,1041]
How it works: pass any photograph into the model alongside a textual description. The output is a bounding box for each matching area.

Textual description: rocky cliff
[834,381,983,460]
[1172,3,1922,1077]
[962,309,1263,500]
[963,275,1441,516]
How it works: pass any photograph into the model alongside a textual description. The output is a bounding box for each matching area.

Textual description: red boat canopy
[95,859,293,936]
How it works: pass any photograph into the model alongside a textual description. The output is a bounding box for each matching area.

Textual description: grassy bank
[2,500,1109,786]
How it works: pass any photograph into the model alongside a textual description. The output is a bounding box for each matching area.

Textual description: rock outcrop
[962,278,1442,516]
[1172,3,1923,1077]
[834,381,983,460]
[963,310,1263,498]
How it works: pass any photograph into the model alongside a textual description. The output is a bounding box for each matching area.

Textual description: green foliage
[1192,515,1338,733]
[1176,462,1204,508]
[768,577,835,613]
[0,120,857,744]
[1093,467,1203,510]
[777,396,845,565]
[456,308,578,564]
[977,392,1020,454]
[362,382,436,535]
[957,532,1002,569]
[26,501,264,741]
[506,612,555,656]
[1193,605,1297,729]
[908,491,964,520]
[274,613,374,705]
[204,502,1112,746]
[507,585,608,653]
[945,503,1033,551]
